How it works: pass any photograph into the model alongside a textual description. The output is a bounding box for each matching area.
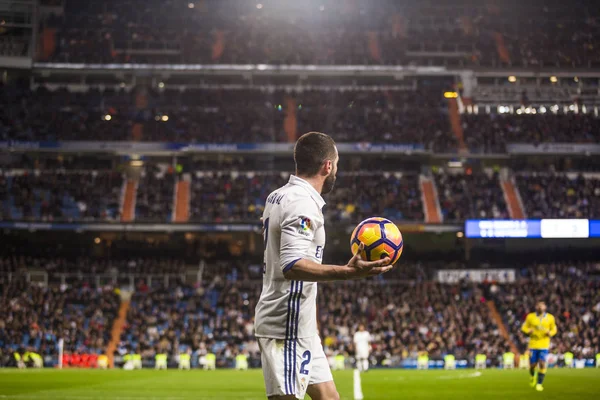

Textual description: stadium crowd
[190,171,287,223]
[135,168,176,222]
[0,256,187,277]
[6,82,599,153]
[0,171,123,222]
[39,1,600,68]
[462,113,600,153]
[434,170,509,221]
[494,262,600,361]
[3,166,598,224]
[326,173,424,222]
[516,173,600,219]
[189,171,423,224]
[117,269,512,369]
[1,258,599,368]
[0,275,120,367]
[0,84,454,147]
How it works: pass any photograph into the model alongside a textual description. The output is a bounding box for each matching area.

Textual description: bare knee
[306,382,340,400]
[310,393,340,400]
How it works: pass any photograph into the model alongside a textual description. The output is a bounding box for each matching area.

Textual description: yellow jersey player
[520,301,557,392]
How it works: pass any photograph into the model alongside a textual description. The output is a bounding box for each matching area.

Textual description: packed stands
[120,269,512,368]
[189,171,423,224]
[189,171,287,223]
[5,82,599,152]
[494,262,600,360]
[516,173,600,219]
[0,85,454,146]
[135,167,176,222]
[434,170,509,221]
[40,1,600,68]
[2,167,598,225]
[121,275,261,368]
[0,37,28,57]
[295,90,454,152]
[320,280,512,365]
[462,113,600,153]
[0,277,120,366]
[0,256,187,277]
[2,257,599,368]
[326,173,423,222]
[0,170,123,221]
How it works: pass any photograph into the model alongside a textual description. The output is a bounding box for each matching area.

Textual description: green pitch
[0,368,599,399]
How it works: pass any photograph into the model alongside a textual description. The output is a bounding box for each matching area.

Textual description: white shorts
[258,336,333,399]
[356,350,369,360]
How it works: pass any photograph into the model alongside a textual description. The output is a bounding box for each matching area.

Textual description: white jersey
[353,331,371,356]
[254,175,326,339]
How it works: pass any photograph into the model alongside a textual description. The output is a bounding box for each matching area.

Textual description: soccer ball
[350,217,403,263]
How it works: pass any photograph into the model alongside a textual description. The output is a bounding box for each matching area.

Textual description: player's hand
[347,243,392,278]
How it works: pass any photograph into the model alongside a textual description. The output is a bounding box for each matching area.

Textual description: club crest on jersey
[298,217,312,236]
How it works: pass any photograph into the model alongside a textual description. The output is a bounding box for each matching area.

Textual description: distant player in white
[255,132,393,400]
[353,325,371,372]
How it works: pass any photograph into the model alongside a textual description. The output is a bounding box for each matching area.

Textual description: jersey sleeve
[279,197,322,272]
[549,315,557,337]
[521,314,532,334]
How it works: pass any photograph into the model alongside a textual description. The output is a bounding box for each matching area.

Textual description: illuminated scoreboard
[465,219,600,238]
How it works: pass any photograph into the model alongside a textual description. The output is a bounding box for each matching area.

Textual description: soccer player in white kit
[255,132,393,400]
[353,325,371,373]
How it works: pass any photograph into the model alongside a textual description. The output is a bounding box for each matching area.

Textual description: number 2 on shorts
[300,350,311,375]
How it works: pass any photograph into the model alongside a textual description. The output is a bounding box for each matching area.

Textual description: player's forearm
[283,258,352,282]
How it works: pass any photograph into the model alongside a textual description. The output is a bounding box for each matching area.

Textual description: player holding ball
[255,132,402,400]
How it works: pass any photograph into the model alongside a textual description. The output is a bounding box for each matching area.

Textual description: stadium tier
[0,171,123,221]
[516,173,600,219]
[1,259,599,370]
[35,0,600,68]
[2,168,600,223]
[3,84,600,151]
[0,276,120,363]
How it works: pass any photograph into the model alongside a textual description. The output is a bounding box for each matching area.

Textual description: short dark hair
[294,132,337,177]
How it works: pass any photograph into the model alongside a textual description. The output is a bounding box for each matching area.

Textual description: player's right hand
[347,243,393,278]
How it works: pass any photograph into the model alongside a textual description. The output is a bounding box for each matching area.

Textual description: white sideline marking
[353,369,364,400]
[436,371,482,380]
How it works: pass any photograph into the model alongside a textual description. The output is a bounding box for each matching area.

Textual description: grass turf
[0,368,599,399]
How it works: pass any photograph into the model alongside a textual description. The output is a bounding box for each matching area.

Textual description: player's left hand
[347,243,393,278]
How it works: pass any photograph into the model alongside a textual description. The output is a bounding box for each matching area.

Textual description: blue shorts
[530,349,549,363]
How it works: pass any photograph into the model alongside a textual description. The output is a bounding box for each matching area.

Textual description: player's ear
[322,159,333,176]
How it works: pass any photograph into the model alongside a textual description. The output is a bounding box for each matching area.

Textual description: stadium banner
[506,143,600,155]
[465,219,600,238]
[437,269,516,283]
[34,62,450,76]
[0,141,425,154]
[0,222,262,232]
[400,359,468,369]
